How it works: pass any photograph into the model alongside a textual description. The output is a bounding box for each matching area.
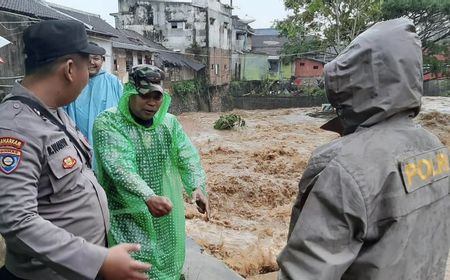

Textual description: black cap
[88,42,106,56]
[23,20,105,68]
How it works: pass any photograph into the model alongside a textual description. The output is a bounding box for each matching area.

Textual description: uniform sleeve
[277,160,367,280]
[93,115,155,200]
[171,117,207,196]
[0,129,108,280]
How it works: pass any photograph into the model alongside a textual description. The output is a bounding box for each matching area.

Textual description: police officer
[0,20,150,280]
[277,18,450,279]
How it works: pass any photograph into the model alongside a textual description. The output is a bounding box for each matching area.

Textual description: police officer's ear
[61,54,88,83]
[63,57,77,83]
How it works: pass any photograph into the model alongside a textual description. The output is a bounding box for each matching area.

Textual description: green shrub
[214,114,246,130]
[172,80,198,97]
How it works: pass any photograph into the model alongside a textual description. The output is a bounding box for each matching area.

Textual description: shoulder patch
[399,147,450,193]
[0,137,24,174]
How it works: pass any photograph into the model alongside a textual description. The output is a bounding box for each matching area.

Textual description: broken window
[209,17,216,25]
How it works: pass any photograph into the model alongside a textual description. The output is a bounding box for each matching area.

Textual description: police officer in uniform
[0,20,150,280]
[277,18,450,280]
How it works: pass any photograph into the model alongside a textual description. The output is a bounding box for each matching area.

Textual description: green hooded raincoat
[93,83,207,279]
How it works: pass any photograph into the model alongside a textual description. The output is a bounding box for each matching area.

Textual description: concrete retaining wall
[232,95,329,110]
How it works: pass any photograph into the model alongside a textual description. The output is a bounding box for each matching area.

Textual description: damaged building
[113,0,233,87]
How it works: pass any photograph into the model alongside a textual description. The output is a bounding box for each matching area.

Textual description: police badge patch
[0,137,24,174]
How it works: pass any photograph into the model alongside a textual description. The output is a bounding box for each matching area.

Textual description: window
[144,55,152,64]
[269,60,279,73]
[125,52,133,72]
[209,17,216,25]
[211,64,215,70]
[215,64,219,75]
[313,65,319,69]
[171,21,184,29]
[299,62,305,66]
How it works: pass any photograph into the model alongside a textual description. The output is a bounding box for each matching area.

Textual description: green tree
[382,0,450,45]
[276,0,384,52]
[382,0,450,78]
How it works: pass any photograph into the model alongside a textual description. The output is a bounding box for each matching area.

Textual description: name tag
[399,147,450,193]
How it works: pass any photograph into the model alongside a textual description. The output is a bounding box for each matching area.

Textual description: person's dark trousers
[0,266,25,280]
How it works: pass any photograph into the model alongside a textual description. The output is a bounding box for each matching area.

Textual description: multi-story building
[113,0,233,86]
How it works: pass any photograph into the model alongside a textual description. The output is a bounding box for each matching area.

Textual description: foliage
[281,37,325,63]
[423,45,450,78]
[230,80,329,97]
[381,0,450,45]
[276,0,384,53]
[172,80,197,96]
[230,81,260,96]
[213,114,246,130]
[381,0,450,78]
[299,85,326,97]
[171,79,207,97]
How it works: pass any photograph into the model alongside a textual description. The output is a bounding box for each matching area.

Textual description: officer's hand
[146,196,173,217]
[100,243,151,280]
[192,188,209,219]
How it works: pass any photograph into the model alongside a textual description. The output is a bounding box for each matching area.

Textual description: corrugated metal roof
[0,0,70,20]
[251,34,288,56]
[254,28,280,36]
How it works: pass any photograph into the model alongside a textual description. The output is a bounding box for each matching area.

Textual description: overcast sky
[45,0,289,29]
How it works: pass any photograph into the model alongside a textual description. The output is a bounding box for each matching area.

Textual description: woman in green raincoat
[93,65,208,280]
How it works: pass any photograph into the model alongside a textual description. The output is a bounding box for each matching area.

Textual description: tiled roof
[49,4,118,37]
[0,0,70,20]
[0,0,204,71]
[119,30,205,71]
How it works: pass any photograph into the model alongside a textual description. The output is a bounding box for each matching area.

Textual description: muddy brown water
[183,97,450,278]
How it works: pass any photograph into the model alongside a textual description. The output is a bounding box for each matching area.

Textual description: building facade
[113,0,233,86]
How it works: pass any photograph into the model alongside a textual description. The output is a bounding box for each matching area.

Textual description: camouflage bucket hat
[129,64,165,95]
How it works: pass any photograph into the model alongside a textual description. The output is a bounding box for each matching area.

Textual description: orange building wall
[295,58,324,78]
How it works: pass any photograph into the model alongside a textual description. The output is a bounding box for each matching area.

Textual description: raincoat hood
[322,18,423,135]
[119,82,171,129]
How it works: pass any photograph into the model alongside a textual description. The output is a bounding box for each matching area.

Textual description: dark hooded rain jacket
[277,18,450,280]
